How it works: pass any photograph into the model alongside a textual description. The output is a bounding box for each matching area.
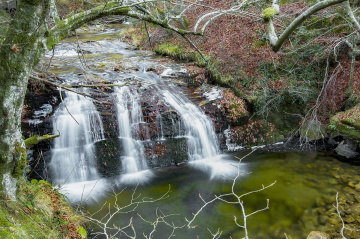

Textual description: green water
[85,151,360,238]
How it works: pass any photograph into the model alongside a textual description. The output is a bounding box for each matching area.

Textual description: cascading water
[116,86,148,173]
[47,25,228,192]
[161,89,219,161]
[50,91,105,185]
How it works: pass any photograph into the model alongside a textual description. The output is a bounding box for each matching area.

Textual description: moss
[12,142,26,178]
[341,119,360,130]
[329,102,360,139]
[261,7,277,20]
[183,17,190,29]
[254,40,267,48]
[300,121,328,141]
[24,134,60,149]
[23,0,43,5]
[154,43,186,59]
[24,135,39,148]
[0,178,86,238]
[334,123,360,139]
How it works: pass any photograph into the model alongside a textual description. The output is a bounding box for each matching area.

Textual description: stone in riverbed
[306,231,330,239]
[345,216,355,223]
[335,140,359,159]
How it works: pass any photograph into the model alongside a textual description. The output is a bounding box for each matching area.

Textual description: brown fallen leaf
[11,44,20,53]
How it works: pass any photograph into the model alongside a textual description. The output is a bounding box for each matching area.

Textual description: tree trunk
[0,0,49,199]
[267,0,347,52]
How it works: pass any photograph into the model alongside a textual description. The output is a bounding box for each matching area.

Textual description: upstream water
[43,23,360,238]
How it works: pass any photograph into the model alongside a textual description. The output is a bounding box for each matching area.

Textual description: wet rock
[144,138,188,168]
[346,216,355,223]
[22,79,62,179]
[329,217,339,225]
[335,140,359,159]
[94,139,124,177]
[146,67,156,72]
[306,231,330,239]
[327,136,340,147]
[344,187,356,195]
[319,215,329,225]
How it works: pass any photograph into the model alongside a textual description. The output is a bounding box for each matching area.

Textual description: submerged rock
[306,231,330,239]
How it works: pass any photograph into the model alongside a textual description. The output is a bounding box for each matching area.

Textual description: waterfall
[50,92,105,185]
[161,90,219,161]
[116,86,149,173]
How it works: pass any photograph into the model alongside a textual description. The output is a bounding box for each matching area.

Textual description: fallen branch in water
[30,76,136,99]
[30,76,95,99]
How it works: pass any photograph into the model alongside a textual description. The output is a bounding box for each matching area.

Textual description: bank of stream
[22,22,360,238]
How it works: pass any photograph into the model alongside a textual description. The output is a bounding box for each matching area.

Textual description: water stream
[161,89,219,160]
[43,23,360,238]
[50,90,104,184]
[116,86,149,173]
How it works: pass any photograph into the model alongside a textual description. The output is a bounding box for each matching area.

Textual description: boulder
[0,0,16,14]
[306,231,330,239]
[300,120,328,141]
[335,140,359,159]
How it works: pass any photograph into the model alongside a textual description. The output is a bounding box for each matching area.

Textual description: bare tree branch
[265,0,348,52]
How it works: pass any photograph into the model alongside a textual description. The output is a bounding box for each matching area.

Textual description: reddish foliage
[135,0,360,123]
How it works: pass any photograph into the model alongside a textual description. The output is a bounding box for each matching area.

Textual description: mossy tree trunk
[0,0,49,199]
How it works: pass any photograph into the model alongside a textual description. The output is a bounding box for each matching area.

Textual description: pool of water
[82,150,359,238]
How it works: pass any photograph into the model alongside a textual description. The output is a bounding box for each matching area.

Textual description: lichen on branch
[261,7,277,20]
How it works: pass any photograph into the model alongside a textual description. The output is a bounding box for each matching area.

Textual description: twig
[30,76,95,99]
[59,84,79,125]
[144,21,153,48]
[187,150,276,238]
[335,192,347,239]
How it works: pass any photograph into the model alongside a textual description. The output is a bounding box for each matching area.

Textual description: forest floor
[122,0,360,126]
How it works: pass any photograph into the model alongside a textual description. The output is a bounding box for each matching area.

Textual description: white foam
[58,179,108,203]
[189,155,246,180]
[116,170,154,185]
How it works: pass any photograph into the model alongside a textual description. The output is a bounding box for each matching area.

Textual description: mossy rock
[329,102,360,140]
[300,120,328,141]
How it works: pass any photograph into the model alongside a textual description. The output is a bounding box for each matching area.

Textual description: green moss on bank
[328,102,360,140]
[12,143,27,178]
[0,178,85,239]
